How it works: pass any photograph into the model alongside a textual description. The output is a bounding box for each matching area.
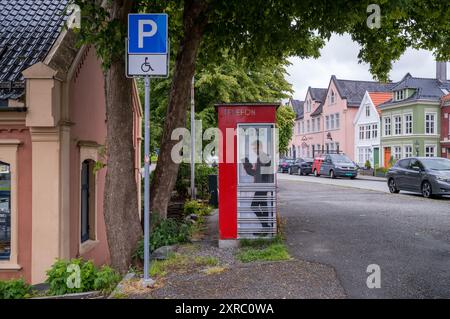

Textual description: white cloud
[286,33,444,100]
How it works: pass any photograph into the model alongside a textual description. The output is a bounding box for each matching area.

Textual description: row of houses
[288,62,450,168]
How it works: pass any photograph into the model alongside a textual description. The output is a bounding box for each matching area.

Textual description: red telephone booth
[216,103,278,248]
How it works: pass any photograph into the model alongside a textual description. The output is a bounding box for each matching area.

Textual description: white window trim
[403,144,413,158]
[392,145,403,160]
[424,112,437,135]
[403,113,413,135]
[393,115,402,136]
[383,116,392,137]
[0,140,21,270]
[424,144,437,157]
[78,144,100,256]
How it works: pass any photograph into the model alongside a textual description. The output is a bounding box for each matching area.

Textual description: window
[330,90,336,104]
[306,100,311,113]
[330,114,335,130]
[359,126,364,140]
[335,113,340,129]
[317,118,320,131]
[335,142,340,152]
[404,114,413,134]
[81,159,96,243]
[395,90,406,101]
[372,124,378,139]
[404,145,413,158]
[365,124,371,140]
[301,121,304,134]
[312,118,316,132]
[325,116,330,130]
[393,146,402,160]
[306,120,310,133]
[0,141,19,267]
[394,115,402,135]
[365,105,370,117]
[383,117,391,136]
[0,162,11,261]
[397,159,411,169]
[425,113,436,134]
[297,121,300,134]
[425,145,436,157]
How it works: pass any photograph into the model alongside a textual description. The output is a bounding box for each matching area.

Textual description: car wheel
[298,168,302,176]
[288,167,292,175]
[314,169,320,177]
[330,170,336,179]
[421,181,433,198]
[350,176,356,180]
[388,178,400,193]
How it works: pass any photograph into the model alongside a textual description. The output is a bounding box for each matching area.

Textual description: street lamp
[414,140,420,156]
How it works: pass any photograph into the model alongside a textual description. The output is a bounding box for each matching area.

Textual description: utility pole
[190,75,196,200]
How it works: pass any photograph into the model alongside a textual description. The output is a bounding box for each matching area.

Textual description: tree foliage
[276,105,296,155]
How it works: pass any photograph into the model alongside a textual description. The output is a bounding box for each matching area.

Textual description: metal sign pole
[143,76,154,286]
[190,76,196,200]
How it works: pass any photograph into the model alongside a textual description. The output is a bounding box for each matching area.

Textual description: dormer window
[365,104,370,117]
[306,100,311,113]
[395,89,407,101]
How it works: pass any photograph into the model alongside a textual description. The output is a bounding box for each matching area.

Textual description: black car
[386,157,450,198]
[278,158,294,173]
[288,158,314,175]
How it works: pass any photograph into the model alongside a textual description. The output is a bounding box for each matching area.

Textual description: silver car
[386,157,450,198]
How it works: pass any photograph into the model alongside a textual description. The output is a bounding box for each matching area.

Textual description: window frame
[404,145,413,158]
[393,115,402,136]
[383,116,391,136]
[425,112,437,135]
[404,113,413,135]
[0,140,20,270]
[424,144,436,157]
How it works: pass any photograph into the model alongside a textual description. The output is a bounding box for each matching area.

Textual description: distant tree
[276,105,296,155]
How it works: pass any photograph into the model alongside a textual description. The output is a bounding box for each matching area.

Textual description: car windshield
[420,158,450,170]
[330,154,353,163]
[284,159,294,163]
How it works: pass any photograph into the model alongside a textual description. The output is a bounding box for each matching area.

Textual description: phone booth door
[237,124,277,238]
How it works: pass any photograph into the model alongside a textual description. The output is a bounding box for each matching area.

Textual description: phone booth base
[216,103,278,246]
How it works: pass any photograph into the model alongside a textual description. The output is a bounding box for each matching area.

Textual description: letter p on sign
[139,20,158,48]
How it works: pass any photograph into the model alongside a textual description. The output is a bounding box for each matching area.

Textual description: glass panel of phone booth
[237,124,276,238]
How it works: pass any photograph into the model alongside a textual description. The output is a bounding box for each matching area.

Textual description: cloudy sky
[286,33,446,100]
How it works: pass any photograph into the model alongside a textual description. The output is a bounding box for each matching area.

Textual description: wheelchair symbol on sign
[141,57,154,73]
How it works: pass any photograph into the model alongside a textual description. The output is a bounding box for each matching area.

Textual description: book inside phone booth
[215,103,278,248]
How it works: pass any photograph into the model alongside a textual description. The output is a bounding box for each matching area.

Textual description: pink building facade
[0,2,142,284]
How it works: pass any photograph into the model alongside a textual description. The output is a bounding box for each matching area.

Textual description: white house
[354,91,392,168]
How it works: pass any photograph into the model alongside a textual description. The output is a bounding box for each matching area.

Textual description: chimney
[436,61,447,82]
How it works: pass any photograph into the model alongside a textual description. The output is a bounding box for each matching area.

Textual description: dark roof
[309,87,327,102]
[379,73,450,108]
[310,103,323,117]
[332,75,395,107]
[0,0,69,100]
[289,99,304,119]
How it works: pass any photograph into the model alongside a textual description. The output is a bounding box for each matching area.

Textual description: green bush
[134,217,192,260]
[45,258,120,296]
[175,163,217,200]
[364,160,371,169]
[183,200,213,217]
[0,278,31,299]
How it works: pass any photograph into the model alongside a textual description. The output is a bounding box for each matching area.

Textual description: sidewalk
[125,212,346,299]
[356,174,386,182]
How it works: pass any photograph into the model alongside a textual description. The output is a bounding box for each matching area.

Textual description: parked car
[386,157,450,198]
[289,158,314,175]
[312,154,358,179]
[278,158,294,173]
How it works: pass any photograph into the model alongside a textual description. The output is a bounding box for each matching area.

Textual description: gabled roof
[379,73,450,108]
[331,75,395,107]
[308,87,327,102]
[289,99,304,119]
[310,103,323,117]
[368,92,393,113]
[0,0,69,100]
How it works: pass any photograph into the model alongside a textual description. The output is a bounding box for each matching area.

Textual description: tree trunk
[103,0,142,274]
[151,0,209,217]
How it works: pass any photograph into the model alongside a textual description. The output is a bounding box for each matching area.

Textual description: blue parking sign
[128,14,168,54]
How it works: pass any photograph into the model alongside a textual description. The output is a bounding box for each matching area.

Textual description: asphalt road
[278,177,450,298]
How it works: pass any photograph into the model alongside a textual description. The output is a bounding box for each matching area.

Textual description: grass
[203,266,227,275]
[236,236,291,263]
[149,253,219,277]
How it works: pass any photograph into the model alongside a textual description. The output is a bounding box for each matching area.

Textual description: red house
[441,94,450,158]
